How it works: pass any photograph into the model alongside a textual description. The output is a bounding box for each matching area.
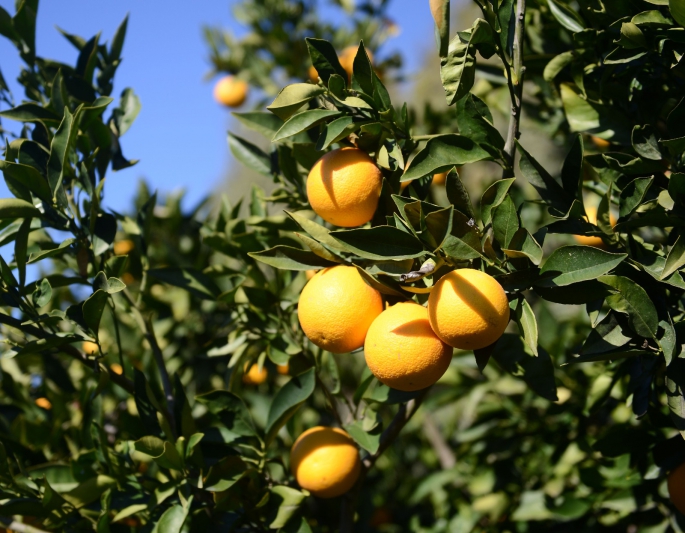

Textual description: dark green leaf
[227,133,271,177]
[248,245,338,270]
[267,83,324,121]
[547,0,585,32]
[272,109,341,143]
[492,195,519,248]
[265,368,315,445]
[403,135,489,180]
[148,267,221,300]
[537,246,627,287]
[599,275,659,338]
[331,226,426,260]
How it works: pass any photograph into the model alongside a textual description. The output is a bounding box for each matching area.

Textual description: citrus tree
[2,0,685,532]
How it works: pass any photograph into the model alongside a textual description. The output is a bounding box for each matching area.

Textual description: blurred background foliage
[0,0,685,532]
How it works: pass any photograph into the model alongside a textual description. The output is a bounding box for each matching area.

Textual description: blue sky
[0,0,435,213]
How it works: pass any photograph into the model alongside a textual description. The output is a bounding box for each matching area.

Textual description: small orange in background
[591,135,611,150]
[305,270,317,280]
[290,426,360,498]
[308,64,319,83]
[35,397,52,410]
[432,171,447,186]
[242,363,268,385]
[307,147,383,228]
[668,461,685,514]
[339,46,374,79]
[213,75,248,108]
[82,341,99,355]
[428,269,510,351]
[277,363,289,375]
[110,363,123,375]
[113,239,134,255]
[574,206,616,248]
[365,302,452,391]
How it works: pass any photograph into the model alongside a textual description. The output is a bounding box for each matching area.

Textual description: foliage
[1,0,685,531]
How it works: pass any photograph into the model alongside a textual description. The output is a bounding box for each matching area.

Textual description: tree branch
[340,387,431,533]
[502,0,527,178]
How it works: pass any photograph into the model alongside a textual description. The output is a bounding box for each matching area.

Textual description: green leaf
[111,88,141,136]
[430,0,450,57]
[331,226,426,260]
[619,177,653,219]
[151,500,191,533]
[133,369,163,436]
[561,135,584,198]
[267,83,325,121]
[492,195,519,248]
[481,178,515,226]
[671,0,685,26]
[344,419,382,453]
[599,275,659,338]
[0,160,52,203]
[265,367,316,445]
[543,51,574,82]
[62,476,116,509]
[286,210,349,252]
[439,19,493,105]
[47,105,81,207]
[93,271,126,294]
[537,246,627,287]
[0,103,60,124]
[32,278,52,308]
[445,168,475,220]
[227,133,271,177]
[248,245,338,270]
[559,84,631,144]
[517,142,572,215]
[502,228,543,265]
[110,13,128,60]
[14,217,30,288]
[0,198,41,218]
[195,390,256,436]
[352,41,374,95]
[455,94,504,154]
[266,486,307,529]
[134,437,184,470]
[403,135,489,180]
[512,297,538,356]
[272,109,341,143]
[305,38,348,84]
[149,267,221,300]
[83,290,109,334]
[316,116,356,150]
[631,125,661,160]
[662,235,685,279]
[233,111,285,139]
[546,0,585,32]
[28,238,75,263]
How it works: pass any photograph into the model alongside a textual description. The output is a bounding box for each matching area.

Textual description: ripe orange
[428,269,509,350]
[432,172,447,185]
[213,75,248,108]
[110,363,123,375]
[277,363,290,375]
[365,302,452,391]
[35,397,52,410]
[591,135,611,150]
[305,269,317,280]
[83,341,99,355]
[339,46,374,79]
[307,147,383,227]
[290,426,360,498]
[668,462,685,514]
[113,239,134,255]
[574,206,616,248]
[308,65,319,83]
[243,363,268,385]
[298,265,383,354]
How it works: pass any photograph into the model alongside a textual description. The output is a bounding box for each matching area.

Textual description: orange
[290,426,360,498]
[305,269,317,280]
[110,363,123,375]
[339,46,374,79]
[574,206,616,248]
[243,364,268,385]
[83,341,99,355]
[298,265,383,354]
[432,172,447,185]
[113,239,134,255]
[364,302,452,391]
[307,147,382,227]
[428,269,509,350]
[35,397,52,410]
[277,363,290,375]
[308,65,319,83]
[591,135,611,150]
[669,462,685,514]
[213,75,248,108]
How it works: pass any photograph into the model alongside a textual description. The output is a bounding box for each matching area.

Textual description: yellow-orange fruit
[365,302,452,391]
[339,46,374,79]
[591,135,611,150]
[307,147,382,227]
[433,172,447,185]
[290,426,360,498]
[113,239,134,255]
[110,363,123,375]
[35,397,52,410]
[298,265,383,354]
[428,269,509,350]
[83,341,99,355]
[213,75,248,108]
[243,364,268,385]
[308,65,319,82]
[574,206,616,248]
[668,462,685,514]
[305,269,317,280]
[277,363,290,375]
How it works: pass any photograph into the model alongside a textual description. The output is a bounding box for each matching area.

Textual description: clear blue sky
[0,1,435,213]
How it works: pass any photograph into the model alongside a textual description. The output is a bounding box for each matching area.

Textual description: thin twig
[422,413,456,469]
[340,387,431,532]
[502,0,527,178]
[0,313,134,394]
[144,315,177,439]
